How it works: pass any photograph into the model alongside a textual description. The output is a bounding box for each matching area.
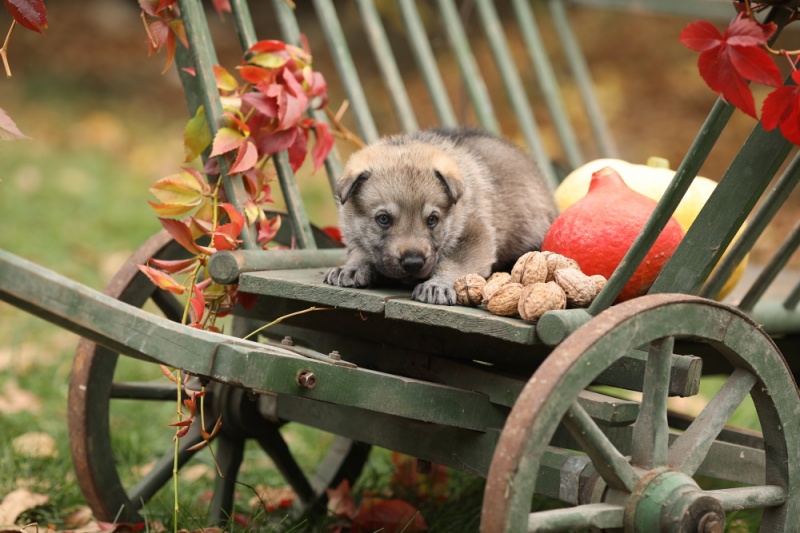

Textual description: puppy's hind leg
[324,249,374,288]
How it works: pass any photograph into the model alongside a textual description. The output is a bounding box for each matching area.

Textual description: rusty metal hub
[624,468,725,533]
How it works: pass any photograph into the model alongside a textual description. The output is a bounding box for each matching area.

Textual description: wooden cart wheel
[482,294,800,532]
[68,229,369,524]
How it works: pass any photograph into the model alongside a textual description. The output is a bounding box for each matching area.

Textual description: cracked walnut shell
[482,272,512,305]
[510,251,548,286]
[553,268,596,308]
[486,282,524,316]
[518,281,567,322]
[454,273,486,306]
[541,251,580,282]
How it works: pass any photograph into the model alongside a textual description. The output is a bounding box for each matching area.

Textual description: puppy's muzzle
[400,251,426,275]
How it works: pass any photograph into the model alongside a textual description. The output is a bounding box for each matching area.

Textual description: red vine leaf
[257,215,282,247]
[762,70,800,145]
[4,0,47,34]
[210,127,246,157]
[230,139,259,173]
[148,256,198,274]
[311,121,334,171]
[212,203,245,251]
[159,217,201,255]
[137,264,186,295]
[211,0,231,14]
[680,15,782,118]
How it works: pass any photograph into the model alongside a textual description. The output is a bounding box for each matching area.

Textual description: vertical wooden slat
[550,0,618,158]
[177,0,257,249]
[473,0,558,189]
[396,0,458,128]
[230,0,257,51]
[435,0,501,133]
[312,0,380,144]
[700,152,800,299]
[226,0,317,250]
[588,99,734,313]
[270,0,344,194]
[650,125,792,297]
[355,0,419,133]
[738,223,800,312]
[512,0,583,169]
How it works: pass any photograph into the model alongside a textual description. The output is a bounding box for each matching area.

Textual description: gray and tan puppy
[324,128,557,305]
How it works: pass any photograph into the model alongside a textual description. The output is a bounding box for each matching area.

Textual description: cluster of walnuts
[453,251,607,322]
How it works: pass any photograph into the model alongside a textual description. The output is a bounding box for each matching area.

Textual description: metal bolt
[281,336,294,346]
[698,513,723,533]
[297,371,317,389]
[328,350,341,361]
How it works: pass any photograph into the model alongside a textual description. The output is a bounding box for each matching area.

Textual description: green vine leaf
[183,105,211,162]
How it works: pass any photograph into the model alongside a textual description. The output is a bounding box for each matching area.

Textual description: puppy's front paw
[412,279,456,305]
[324,264,372,288]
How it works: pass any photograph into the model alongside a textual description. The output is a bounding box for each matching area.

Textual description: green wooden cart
[3,0,800,531]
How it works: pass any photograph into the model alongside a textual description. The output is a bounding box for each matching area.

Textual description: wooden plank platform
[239,268,539,345]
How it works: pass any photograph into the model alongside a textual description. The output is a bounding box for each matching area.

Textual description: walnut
[486,282,524,316]
[482,272,512,305]
[542,252,580,282]
[510,251,547,286]
[553,268,596,308]
[590,274,607,298]
[518,282,567,322]
[454,273,487,306]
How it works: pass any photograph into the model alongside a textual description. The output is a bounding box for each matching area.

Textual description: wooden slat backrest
[175,0,800,324]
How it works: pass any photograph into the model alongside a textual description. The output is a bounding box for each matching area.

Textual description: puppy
[324,128,557,305]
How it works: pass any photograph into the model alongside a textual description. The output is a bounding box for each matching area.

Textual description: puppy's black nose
[400,252,425,274]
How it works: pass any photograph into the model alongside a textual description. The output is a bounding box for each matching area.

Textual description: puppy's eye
[375,213,392,228]
[427,214,439,229]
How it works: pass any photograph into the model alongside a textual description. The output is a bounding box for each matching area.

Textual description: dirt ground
[5,0,800,269]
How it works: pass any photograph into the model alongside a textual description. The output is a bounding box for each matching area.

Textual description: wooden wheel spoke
[209,434,245,525]
[151,290,185,323]
[631,336,674,469]
[127,422,204,508]
[668,368,758,475]
[527,503,623,531]
[706,485,787,511]
[564,400,638,492]
[256,427,316,505]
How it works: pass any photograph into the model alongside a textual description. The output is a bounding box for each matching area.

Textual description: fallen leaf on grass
[326,479,357,519]
[248,485,295,511]
[0,381,42,415]
[353,498,427,533]
[63,507,94,529]
[0,489,49,525]
[326,479,428,533]
[12,432,57,459]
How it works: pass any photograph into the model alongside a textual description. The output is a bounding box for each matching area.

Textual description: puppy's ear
[337,170,370,204]
[433,153,464,204]
[433,170,464,204]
